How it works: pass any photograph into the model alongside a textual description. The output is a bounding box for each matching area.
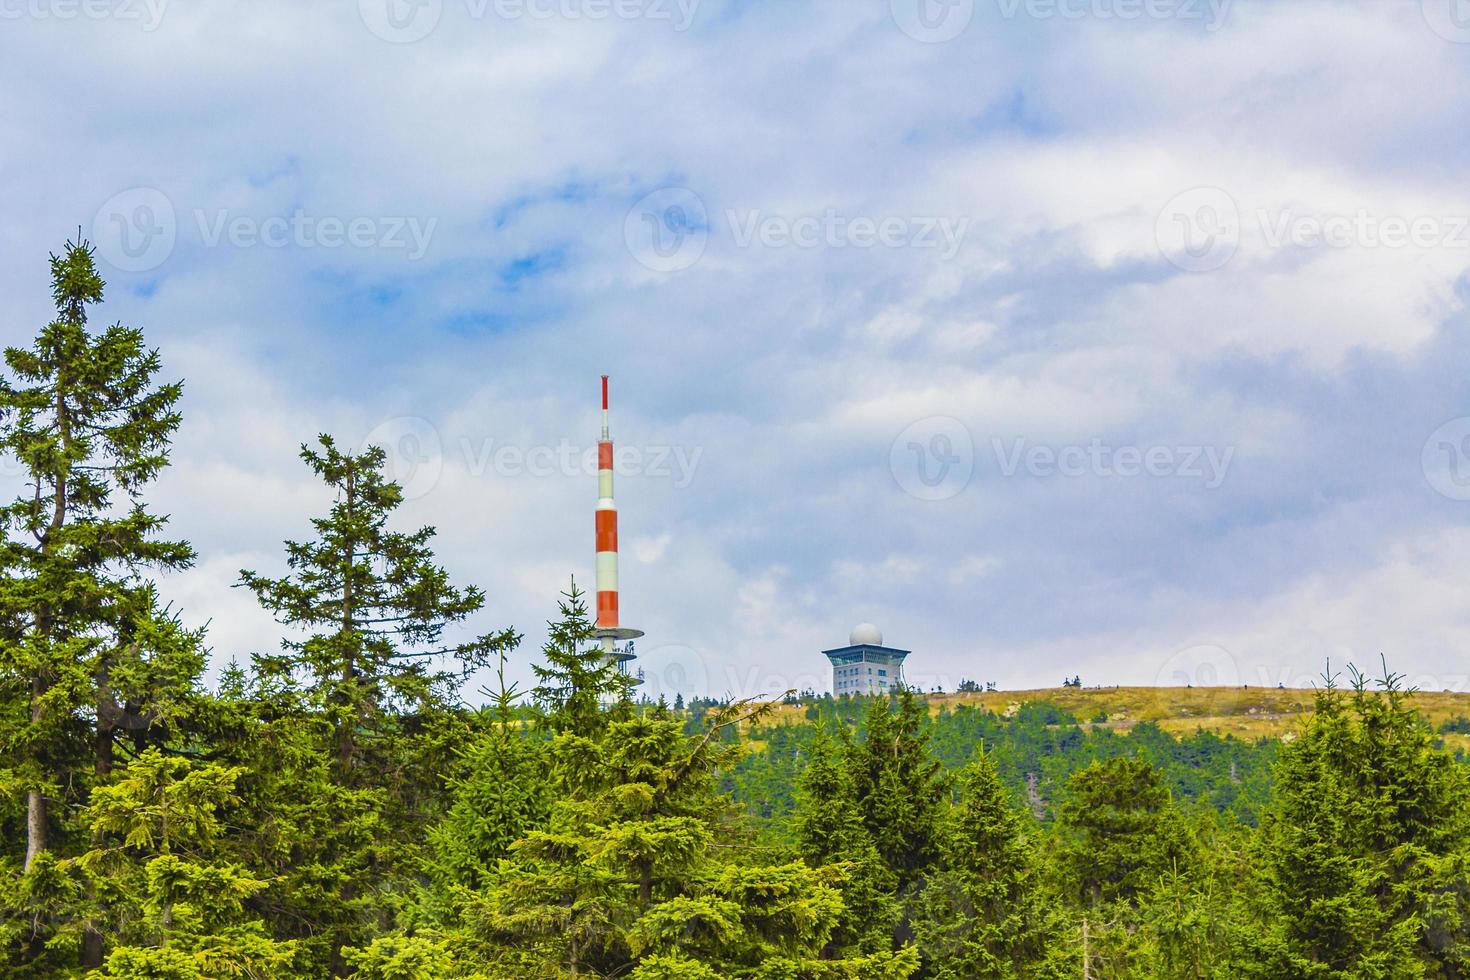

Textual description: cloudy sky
[5,0,1470,702]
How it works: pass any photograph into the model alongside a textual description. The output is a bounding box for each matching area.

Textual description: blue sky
[5,0,1470,701]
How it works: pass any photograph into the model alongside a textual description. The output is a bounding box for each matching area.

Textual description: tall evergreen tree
[793,725,897,955]
[239,434,517,780]
[73,748,298,978]
[1254,665,1470,978]
[187,661,389,976]
[0,237,193,872]
[476,700,918,978]
[529,579,631,738]
[1055,755,1189,910]
[848,688,948,892]
[912,748,1064,979]
[430,644,547,891]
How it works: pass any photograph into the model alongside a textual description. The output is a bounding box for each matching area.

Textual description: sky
[5,0,1470,703]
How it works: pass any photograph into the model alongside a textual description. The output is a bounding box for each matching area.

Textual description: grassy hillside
[757,685,1470,752]
[719,685,1470,833]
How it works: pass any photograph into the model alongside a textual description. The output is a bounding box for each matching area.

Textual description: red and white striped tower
[593,375,642,678]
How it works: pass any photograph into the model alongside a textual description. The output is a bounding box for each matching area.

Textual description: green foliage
[7,239,1470,980]
[430,649,548,891]
[0,239,195,970]
[794,726,897,955]
[342,933,476,979]
[530,579,632,738]
[0,237,194,844]
[1252,666,1470,978]
[1056,754,1190,908]
[732,699,1277,837]
[467,699,917,978]
[848,690,947,891]
[73,748,297,978]
[239,435,518,779]
[911,748,1062,979]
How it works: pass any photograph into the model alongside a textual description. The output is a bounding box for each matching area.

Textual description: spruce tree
[848,688,947,891]
[0,239,193,872]
[911,747,1061,979]
[72,748,297,978]
[529,579,631,738]
[1056,755,1190,909]
[430,644,547,890]
[477,701,918,978]
[793,725,897,954]
[189,660,389,975]
[1255,665,1470,978]
[239,435,517,780]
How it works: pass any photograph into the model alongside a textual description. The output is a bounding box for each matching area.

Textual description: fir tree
[529,579,631,738]
[912,747,1062,979]
[0,237,193,871]
[477,700,918,978]
[73,747,297,978]
[793,725,897,955]
[848,688,948,891]
[239,434,517,780]
[189,661,390,975]
[1255,664,1470,978]
[1056,755,1190,909]
[430,644,547,890]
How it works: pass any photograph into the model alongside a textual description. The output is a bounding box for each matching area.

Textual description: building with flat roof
[824,623,909,696]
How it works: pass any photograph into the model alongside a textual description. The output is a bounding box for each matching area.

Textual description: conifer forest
[4,242,1470,978]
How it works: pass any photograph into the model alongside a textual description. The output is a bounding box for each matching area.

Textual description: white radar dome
[850,623,883,647]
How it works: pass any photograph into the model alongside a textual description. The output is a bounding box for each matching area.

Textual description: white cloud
[5,0,1470,698]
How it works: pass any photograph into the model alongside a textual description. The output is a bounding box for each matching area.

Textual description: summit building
[824,624,909,696]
